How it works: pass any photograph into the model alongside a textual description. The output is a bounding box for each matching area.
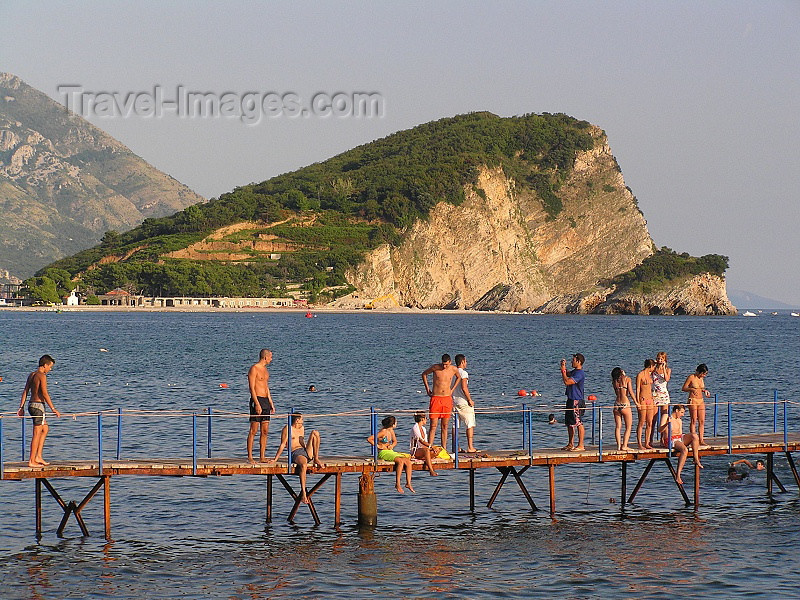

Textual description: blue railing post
[1,417,4,480]
[668,419,673,453]
[727,401,732,454]
[774,389,779,433]
[207,407,213,459]
[784,399,788,451]
[453,410,459,468]
[21,416,26,462]
[591,401,596,445]
[713,393,718,437]
[521,403,528,450]
[97,413,104,474]
[192,412,197,475]
[116,407,122,460]
[597,404,603,461]
[527,405,533,465]
[287,409,293,474]
[370,406,377,466]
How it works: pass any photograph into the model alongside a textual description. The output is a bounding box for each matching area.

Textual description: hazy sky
[2,1,798,304]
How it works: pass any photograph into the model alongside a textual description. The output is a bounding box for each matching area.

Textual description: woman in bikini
[611,367,635,452]
[635,359,657,449]
[682,363,711,446]
[368,415,415,493]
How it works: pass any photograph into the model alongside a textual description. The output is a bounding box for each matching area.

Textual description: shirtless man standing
[270,414,323,503]
[421,354,461,450]
[247,349,275,464]
[635,359,657,450]
[18,355,61,467]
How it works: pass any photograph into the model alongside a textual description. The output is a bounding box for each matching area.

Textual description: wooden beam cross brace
[274,473,333,524]
[35,476,111,540]
[766,453,787,501]
[627,458,691,506]
[486,466,537,510]
[785,452,800,492]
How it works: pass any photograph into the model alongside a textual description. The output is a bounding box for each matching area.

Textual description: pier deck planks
[3,432,798,480]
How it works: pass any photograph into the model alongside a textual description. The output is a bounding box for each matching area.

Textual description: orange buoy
[219,383,229,389]
[530,390,539,397]
[587,394,597,402]
[517,389,527,397]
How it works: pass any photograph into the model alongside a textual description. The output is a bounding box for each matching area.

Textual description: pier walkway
[3,426,799,539]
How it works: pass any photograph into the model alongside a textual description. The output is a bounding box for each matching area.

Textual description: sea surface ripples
[1,311,799,598]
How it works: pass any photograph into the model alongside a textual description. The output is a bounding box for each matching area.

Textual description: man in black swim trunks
[247,349,275,463]
[18,354,61,467]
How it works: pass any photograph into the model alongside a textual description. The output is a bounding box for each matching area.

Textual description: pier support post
[621,461,627,506]
[694,462,700,509]
[469,468,475,513]
[357,472,377,527]
[266,474,273,524]
[334,472,342,526]
[548,465,556,517]
[767,453,775,501]
[103,476,111,540]
[35,477,42,541]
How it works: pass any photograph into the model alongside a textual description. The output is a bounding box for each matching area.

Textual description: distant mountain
[727,289,794,310]
[0,73,204,278]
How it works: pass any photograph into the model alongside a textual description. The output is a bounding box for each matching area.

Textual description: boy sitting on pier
[269,414,323,503]
[659,404,703,485]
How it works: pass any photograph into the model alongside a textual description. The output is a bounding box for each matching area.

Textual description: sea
[1,309,799,599]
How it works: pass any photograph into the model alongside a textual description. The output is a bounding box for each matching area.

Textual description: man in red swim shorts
[421,354,462,449]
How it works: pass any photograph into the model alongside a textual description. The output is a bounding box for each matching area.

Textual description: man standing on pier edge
[560,353,586,451]
[247,348,275,463]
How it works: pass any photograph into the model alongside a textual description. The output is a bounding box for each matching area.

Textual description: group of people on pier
[16,347,712,494]
[605,352,710,483]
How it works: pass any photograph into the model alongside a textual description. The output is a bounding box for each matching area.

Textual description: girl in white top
[410,412,438,476]
[652,351,672,436]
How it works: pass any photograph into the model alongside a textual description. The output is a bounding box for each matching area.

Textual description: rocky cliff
[335,130,689,312]
[0,73,204,278]
[537,273,736,315]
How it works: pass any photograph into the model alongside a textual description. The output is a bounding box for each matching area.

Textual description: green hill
[42,111,597,300]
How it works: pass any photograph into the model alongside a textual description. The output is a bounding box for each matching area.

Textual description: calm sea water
[1,310,799,598]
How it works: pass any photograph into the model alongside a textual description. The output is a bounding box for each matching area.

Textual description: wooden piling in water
[357,472,377,527]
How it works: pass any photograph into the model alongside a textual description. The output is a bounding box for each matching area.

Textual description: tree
[101,230,122,247]
[39,268,76,295]
[23,276,61,304]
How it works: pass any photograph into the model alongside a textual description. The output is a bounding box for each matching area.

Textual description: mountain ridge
[0,72,205,278]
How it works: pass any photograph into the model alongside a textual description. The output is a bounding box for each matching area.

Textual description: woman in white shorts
[652,351,672,439]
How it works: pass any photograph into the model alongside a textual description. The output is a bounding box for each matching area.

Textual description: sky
[2,1,799,305]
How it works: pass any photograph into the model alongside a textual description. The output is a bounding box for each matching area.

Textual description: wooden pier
[3,432,799,540]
